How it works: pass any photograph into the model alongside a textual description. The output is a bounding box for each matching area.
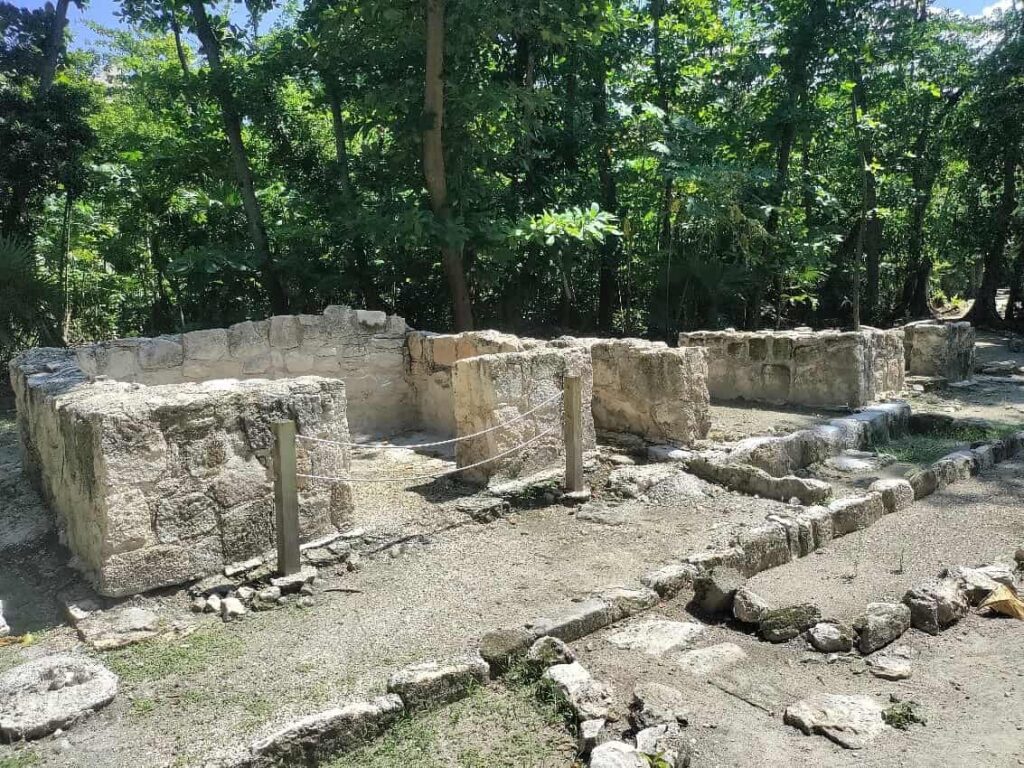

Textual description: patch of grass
[883,701,927,730]
[129,697,157,716]
[0,751,39,768]
[324,684,577,768]
[104,628,245,684]
[875,422,1019,467]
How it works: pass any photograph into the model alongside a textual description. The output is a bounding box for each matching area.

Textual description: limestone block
[228,320,271,359]
[138,336,184,371]
[868,478,914,514]
[386,656,489,712]
[904,320,975,381]
[269,315,303,349]
[451,347,595,484]
[828,493,884,536]
[183,328,229,361]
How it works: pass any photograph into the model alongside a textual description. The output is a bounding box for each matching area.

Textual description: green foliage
[0,235,59,366]
[882,700,927,730]
[0,752,40,768]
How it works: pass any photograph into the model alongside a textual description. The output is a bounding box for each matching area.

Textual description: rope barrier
[295,390,562,450]
[296,425,558,484]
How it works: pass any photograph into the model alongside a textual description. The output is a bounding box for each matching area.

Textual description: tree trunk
[326,81,384,310]
[38,0,71,98]
[965,141,1018,327]
[851,62,880,325]
[186,0,288,313]
[422,0,473,330]
[593,62,621,334]
[169,12,191,79]
[1006,229,1024,325]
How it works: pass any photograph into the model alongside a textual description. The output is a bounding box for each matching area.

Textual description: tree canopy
[1,0,1023,367]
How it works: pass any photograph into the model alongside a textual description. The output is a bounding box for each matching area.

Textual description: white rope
[295,390,562,450]
[296,425,558,484]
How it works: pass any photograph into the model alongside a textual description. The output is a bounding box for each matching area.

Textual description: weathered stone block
[868,478,914,514]
[828,493,884,536]
[183,328,229,361]
[904,320,975,382]
[387,656,489,712]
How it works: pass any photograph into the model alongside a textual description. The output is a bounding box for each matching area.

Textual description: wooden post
[272,420,301,576]
[563,375,584,493]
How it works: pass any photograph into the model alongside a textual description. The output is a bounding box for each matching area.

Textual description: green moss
[883,701,926,730]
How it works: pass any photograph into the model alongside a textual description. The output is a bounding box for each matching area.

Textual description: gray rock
[903,579,968,634]
[578,718,609,754]
[542,662,615,721]
[236,586,256,603]
[387,656,489,712]
[529,599,613,643]
[635,722,691,767]
[190,597,207,613]
[270,565,318,594]
[479,627,538,674]
[694,566,745,614]
[868,478,915,515]
[243,695,404,767]
[952,566,1002,605]
[629,682,690,729]
[0,600,8,638]
[607,619,704,656]
[73,606,160,651]
[205,594,222,614]
[732,587,770,624]
[784,693,886,749]
[640,563,698,599]
[601,587,659,622]
[221,597,246,621]
[0,655,118,740]
[866,647,913,680]
[807,621,854,653]
[252,586,282,612]
[590,741,647,768]
[760,604,821,643]
[854,603,910,654]
[527,636,575,669]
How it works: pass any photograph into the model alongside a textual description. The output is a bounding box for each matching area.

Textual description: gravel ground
[706,402,838,443]
[0,426,793,768]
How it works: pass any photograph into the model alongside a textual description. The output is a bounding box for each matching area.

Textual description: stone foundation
[553,338,710,445]
[71,307,413,434]
[10,348,352,596]
[451,347,596,484]
[677,328,905,408]
[903,321,975,382]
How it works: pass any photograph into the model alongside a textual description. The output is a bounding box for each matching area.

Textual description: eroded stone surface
[543,662,615,722]
[903,579,969,634]
[807,621,854,653]
[629,682,690,729]
[73,606,160,651]
[675,643,747,676]
[0,655,118,740]
[903,321,975,382]
[607,620,705,656]
[784,694,886,749]
[854,603,910,654]
[386,656,489,712]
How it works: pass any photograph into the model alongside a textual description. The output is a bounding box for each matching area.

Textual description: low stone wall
[903,321,975,381]
[553,338,710,445]
[10,349,353,596]
[451,347,596,484]
[407,330,541,436]
[677,328,905,408]
[71,307,413,434]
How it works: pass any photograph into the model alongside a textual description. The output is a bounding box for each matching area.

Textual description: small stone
[867,647,913,680]
[346,554,363,572]
[1015,548,1024,566]
[760,604,821,643]
[635,722,691,767]
[270,565,318,593]
[854,603,910,654]
[221,597,246,621]
[298,596,315,608]
[542,662,615,721]
[640,563,698,600]
[205,594,222,614]
[807,621,854,653]
[236,586,256,603]
[479,627,538,674]
[590,741,647,768]
[903,579,968,635]
[527,636,575,669]
[629,682,690,729]
[732,587,770,625]
[190,597,206,613]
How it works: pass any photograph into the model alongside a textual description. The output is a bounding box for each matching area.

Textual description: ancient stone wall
[677,328,905,408]
[406,330,541,436]
[903,321,975,381]
[451,347,596,484]
[10,348,352,596]
[71,307,413,434]
[552,338,711,445]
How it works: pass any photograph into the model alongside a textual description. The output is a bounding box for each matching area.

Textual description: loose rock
[760,604,821,643]
[0,655,119,740]
[542,662,615,722]
[578,718,609,754]
[807,621,854,653]
[867,647,913,681]
[221,596,246,621]
[527,636,575,669]
[694,566,745,615]
[903,579,968,635]
[270,565,318,594]
[73,606,160,651]
[387,656,489,712]
[607,619,704,657]
[732,587,770,625]
[0,600,8,638]
[635,722,691,767]
[479,627,538,674]
[854,603,910,654]
[590,741,647,768]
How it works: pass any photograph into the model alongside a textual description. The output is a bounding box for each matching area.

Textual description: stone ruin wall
[9,348,352,596]
[903,321,975,382]
[677,328,906,408]
[72,307,414,435]
[452,347,597,484]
